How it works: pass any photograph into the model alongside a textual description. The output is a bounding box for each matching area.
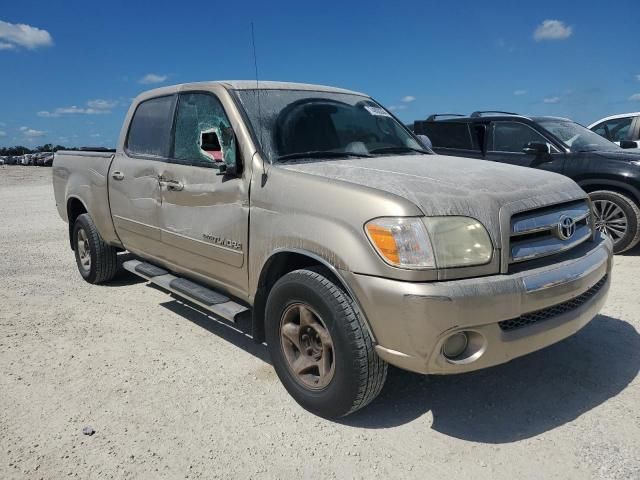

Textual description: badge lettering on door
[202,233,243,251]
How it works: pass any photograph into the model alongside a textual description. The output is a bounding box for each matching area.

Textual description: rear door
[109,94,176,258]
[156,90,249,295]
[486,120,565,174]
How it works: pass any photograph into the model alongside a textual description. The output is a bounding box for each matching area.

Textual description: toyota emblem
[557,215,576,240]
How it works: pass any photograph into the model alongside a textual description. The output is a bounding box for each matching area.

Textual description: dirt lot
[1,165,639,479]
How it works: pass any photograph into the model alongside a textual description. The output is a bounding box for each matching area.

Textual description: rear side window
[126,95,176,157]
[416,122,478,150]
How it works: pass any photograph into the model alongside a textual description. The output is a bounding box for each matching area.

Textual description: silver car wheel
[593,199,628,243]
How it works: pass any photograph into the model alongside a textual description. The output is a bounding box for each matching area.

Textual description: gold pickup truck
[53,81,613,418]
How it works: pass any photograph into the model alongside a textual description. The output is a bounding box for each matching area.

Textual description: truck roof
[135,81,367,102]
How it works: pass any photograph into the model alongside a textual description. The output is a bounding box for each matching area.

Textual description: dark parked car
[414,112,640,253]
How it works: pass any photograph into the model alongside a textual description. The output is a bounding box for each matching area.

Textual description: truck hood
[279,154,586,247]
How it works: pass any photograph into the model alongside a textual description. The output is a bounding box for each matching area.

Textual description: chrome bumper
[343,234,613,375]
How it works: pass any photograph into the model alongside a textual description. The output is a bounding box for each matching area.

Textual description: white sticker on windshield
[364,106,392,117]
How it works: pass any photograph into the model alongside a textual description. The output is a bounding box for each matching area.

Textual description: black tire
[72,213,118,284]
[590,190,640,254]
[265,268,387,418]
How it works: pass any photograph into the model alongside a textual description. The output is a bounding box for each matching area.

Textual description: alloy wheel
[76,228,91,272]
[593,199,628,244]
[279,303,335,390]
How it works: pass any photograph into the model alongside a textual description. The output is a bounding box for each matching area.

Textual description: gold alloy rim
[279,303,335,390]
[77,228,91,272]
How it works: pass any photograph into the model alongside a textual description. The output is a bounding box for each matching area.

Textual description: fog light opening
[442,332,469,360]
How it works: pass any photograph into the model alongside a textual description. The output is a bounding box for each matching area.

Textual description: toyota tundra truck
[53,81,613,418]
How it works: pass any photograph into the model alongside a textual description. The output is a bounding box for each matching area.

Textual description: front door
[486,120,565,175]
[156,91,249,296]
[109,94,177,258]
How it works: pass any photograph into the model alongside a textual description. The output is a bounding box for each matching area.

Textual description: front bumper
[342,234,613,375]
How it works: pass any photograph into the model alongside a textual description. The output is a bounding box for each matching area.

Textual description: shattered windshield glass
[233,89,424,163]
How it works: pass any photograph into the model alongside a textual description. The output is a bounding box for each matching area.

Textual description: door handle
[158,178,184,191]
[111,171,125,181]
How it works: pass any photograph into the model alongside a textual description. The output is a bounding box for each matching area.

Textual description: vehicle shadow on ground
[101,253,146,287]
[621,242,640,256]
[149,294,638,443]
[341,315,639,442]
[159,297,271,364]
[103,269,146,287]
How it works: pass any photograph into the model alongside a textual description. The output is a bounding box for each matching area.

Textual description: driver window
[173,92,237,167]
[598,117,633,143]
[490,121,549,153]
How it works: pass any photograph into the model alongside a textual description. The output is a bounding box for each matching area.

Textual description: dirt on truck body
[52,81,613,418]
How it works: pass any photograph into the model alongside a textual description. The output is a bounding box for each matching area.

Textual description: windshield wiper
[368,146,430,155]
[276,150,372,162]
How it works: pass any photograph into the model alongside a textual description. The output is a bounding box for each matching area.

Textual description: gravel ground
[1,165,639,479]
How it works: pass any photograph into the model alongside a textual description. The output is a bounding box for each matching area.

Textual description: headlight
[365,216,492,269]
[365,217,435,268]
[423,217,492,268]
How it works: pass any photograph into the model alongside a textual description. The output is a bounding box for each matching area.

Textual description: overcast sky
[0,0,638,147]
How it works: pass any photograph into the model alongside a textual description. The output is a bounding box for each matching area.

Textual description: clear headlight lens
[423,216,493,268]
[365,217,435,268]
[365,216,493,269]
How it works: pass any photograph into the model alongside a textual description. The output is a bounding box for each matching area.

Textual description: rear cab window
[126,95,177,158]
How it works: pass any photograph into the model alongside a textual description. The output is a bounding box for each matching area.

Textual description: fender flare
[253,247,377,344]
[577,178,640,204]
[65,195,91,249]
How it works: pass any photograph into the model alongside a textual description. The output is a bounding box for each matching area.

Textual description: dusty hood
[279,154,586,247]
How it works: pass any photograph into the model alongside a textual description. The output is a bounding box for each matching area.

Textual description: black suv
[414,112,640,253]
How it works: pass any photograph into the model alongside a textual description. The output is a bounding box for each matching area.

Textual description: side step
[123,259,249,322]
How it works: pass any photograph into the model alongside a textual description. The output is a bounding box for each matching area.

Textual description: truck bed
[52,150,120,246]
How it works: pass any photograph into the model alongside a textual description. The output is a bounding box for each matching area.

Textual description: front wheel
[265,268,387,418]
[590,190,640,254]
[72,213,118,284]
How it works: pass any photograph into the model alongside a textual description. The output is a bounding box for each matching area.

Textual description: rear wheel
[265,268,387,418]
[72,213,118,284]
[590,190,640,254]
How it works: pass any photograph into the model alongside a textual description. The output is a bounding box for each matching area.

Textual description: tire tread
[591,190,640,253]
[293,268,387,416]
[74,214,118,283]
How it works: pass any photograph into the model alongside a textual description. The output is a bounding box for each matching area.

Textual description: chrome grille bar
[509,200,592,264]
[511,201,590,236]
[511,224,591,262]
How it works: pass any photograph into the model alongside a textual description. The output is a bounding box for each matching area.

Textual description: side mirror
[620,140,638,149]
[216,162,238,177]
[416,134,432,150]
[523,141,550,155]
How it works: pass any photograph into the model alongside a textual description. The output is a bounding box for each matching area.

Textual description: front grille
[498,275,607,332]
[509,200,592,264]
